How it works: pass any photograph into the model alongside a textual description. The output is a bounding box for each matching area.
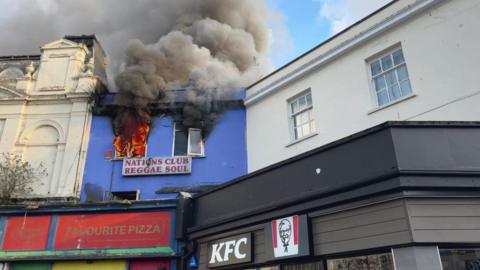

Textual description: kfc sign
[207,233,252,268]
[123,156,191,176]
[265,214,310,261]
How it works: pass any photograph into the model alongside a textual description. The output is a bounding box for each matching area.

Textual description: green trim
[0,246,176,261]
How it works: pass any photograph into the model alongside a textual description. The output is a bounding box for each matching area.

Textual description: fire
[113,110,150,158]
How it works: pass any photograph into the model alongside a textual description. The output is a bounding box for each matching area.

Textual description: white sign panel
[122,156,192,176]
[272,215,299,258]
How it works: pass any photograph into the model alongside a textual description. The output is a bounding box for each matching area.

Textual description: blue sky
[267,0,391,68]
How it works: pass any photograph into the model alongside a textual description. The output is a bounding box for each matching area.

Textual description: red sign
[122,156,192,176]
[3,216,51,250]
[130,259,170,270]
[54,211,171,249]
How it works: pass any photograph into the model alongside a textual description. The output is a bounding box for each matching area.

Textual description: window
[289,91,315,141]
[173,124,204,157]
[369,48,412,107]
[440,248,480,270]
[111,190,139,201]
[327,253,394,270]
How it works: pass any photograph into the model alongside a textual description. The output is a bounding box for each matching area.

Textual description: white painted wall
[246,0,480,172]
[0,38,99,199]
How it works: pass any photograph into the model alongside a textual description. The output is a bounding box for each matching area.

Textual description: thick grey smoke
[114,0,272,134]
[0,0,282,135]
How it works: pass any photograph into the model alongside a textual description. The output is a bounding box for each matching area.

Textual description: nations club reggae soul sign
[123,156,192,176]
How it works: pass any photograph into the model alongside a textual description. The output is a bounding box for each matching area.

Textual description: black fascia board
[190,121,480,233]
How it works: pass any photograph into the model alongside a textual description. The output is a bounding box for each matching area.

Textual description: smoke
[114,0,272,135]
[0,0,278,137]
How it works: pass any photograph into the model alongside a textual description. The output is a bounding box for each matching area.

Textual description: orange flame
[113,111,150,158]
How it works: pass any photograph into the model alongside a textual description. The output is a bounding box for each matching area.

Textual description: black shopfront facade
[183,122,480,270]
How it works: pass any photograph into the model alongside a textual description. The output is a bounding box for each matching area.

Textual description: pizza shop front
[0,201,178,270]
[186,123,480,270]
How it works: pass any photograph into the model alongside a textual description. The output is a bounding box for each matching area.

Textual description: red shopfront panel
[3,216,51,251]
[129,259,170,270]
[54,211,171,249]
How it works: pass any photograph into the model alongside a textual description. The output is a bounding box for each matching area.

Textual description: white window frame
[288,90,316,142]
[368,47,413,108]
[172,124,205,157]
[187,128,205,157]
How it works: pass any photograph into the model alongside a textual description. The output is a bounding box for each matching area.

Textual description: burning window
[174,124,204,157]
[113,111,150,159]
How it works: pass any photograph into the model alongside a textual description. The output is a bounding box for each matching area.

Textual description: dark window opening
[111,191,139,201]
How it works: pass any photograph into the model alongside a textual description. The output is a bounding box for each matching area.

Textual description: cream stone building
[246,0,480,172]
[0,35,106,200]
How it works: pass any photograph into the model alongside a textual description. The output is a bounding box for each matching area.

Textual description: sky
[268,0,392,68]
[0,0,392,72]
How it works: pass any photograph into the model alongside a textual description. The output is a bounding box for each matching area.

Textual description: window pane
[440,249,480,270]
[174,126,188,156]
[377,90,389,106]
[284,262,324,270]
[302,111,309,124]
[385,70,397,86]
[302,123,311,137]
[374,77,386,92]
[327,253,394,270]
[298,96,307,109]
[371,60,382,75]
[188,129,203,155]
[400,80,412,95]
[381,55,393,70]
[294,114,302,126]
[306,93,312,106]
[392,49,405,65]
[295,127,303,139]
[388,83,401,100]
[396,65,409,81]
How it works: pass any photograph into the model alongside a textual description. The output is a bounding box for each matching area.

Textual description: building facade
[187,122,480,270]
[245,0,480,172]
[0,35,106,200]
[80,91,247,202]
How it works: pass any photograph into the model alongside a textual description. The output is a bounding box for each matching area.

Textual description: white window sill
[285,132,318,148]
[367,93,416,115]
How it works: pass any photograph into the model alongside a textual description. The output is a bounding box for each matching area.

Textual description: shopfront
[186,122,480,270]
[0,201,178,270]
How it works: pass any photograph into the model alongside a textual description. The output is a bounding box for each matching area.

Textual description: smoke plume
[114,0,272,136]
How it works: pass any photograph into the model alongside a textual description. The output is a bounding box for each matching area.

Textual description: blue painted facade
[81,102,247,201]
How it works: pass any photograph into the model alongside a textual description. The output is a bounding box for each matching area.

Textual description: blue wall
[81,108,247,201]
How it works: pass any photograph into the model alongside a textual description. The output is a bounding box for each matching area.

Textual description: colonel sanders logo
[272,215,299,257]
[279,219,292,252]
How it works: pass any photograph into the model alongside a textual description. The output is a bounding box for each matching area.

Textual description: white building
[245,0,480,172]
[0,35,106,200]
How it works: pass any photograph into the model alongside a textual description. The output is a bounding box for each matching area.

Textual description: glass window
[284,262,325,270]
[174,124,204,157]
[173,124,188,156]
[440,249,480,270]
[369,48,413,107]
[327,253,394,270]
[289,91,315,141]
[188,128,204,156]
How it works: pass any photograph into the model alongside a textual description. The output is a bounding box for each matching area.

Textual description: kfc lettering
[207,233,252,268]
